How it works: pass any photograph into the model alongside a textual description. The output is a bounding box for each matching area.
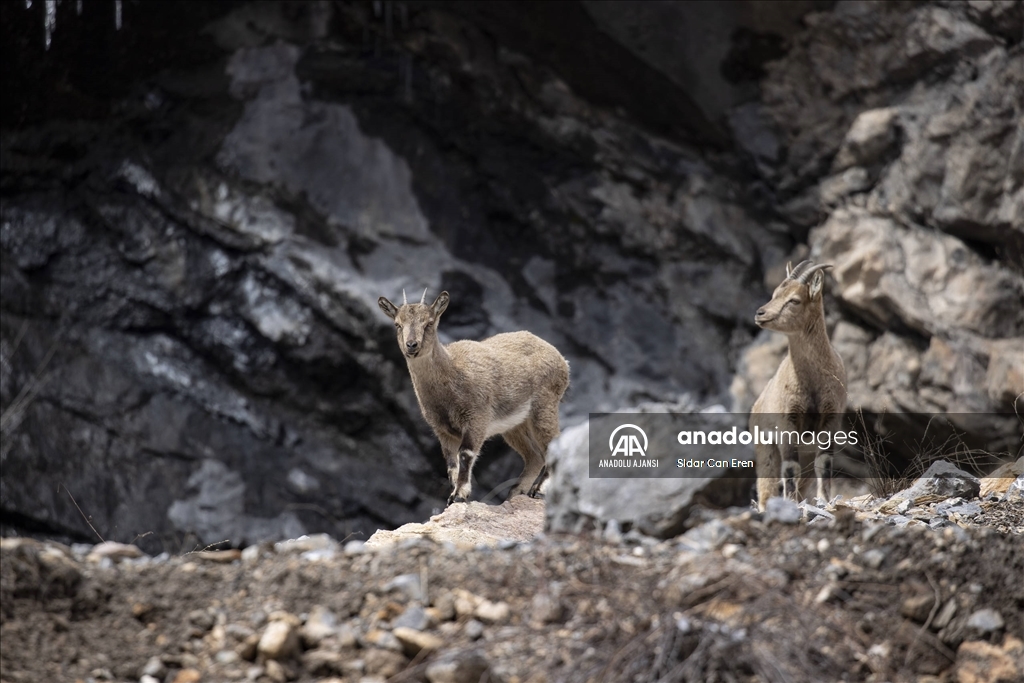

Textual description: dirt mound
[3,499,1022,683]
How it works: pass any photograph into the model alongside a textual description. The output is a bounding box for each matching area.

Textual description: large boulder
[546,404,755,539]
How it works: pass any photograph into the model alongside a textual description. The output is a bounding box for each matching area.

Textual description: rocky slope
[2,470,1022,683]
[2,0,1022,552]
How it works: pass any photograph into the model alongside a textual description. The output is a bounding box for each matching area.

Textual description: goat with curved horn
[750,259,847,511]
[377,289,570,506]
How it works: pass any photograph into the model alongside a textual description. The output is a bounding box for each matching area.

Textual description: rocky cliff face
[730,1,1023,454]
[1,1,1021,551]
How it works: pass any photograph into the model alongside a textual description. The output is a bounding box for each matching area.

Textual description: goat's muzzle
[405,340,420,358]
[754,307,775,327]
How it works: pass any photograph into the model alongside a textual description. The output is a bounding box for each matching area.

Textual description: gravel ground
[2,496,1022,683]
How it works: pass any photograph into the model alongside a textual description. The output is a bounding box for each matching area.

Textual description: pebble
[900,594,935,623]
[473,599,510,624]
[362,629,404,652]
[764,497,801,524]
[801,503,835,521]
[425,650,490,683]
[273,534,338,555]
[392,605,431,631]
[171,670,201,683]
[264,659,287,683]
[393,626,444,656]
[301,649,344,676]
[87,541,144,563]
[141,656,165,678]
[861,548,886,569]
[258,620,300,660]
[299,606,338,647]
[966,608,1004,634]
[364,648,407,677]
[464,619,484,640]
[240,545,262,563]
[677,519,732,552]
[344,540,367,555]
[384,573,424,603]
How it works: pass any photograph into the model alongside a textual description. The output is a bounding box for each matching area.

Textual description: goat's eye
[425,322,433,330]
[788,298,801,306]
[395,323,402,330]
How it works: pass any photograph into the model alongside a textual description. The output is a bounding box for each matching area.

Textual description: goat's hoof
[447,494,467,506]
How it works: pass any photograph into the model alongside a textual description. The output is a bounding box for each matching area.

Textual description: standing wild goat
[749,261,847,512]
[378,289,570,505]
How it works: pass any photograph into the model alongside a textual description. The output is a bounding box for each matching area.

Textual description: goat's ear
[809,270,825,299]
[785,261,793,279]
[431,291,450,316]
[378,297,398,320]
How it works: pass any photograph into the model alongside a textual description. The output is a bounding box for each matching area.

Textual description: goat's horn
[403,289,407,305]
[794,263,833,284]
[421,288,428,304]
[786,260,812,282]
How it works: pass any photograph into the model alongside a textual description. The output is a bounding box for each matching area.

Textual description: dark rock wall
[1,1,1020,550]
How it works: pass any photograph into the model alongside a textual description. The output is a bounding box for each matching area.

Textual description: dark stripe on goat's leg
[527,464,548,498]
[780,442,799,502]
[447,449,476,505]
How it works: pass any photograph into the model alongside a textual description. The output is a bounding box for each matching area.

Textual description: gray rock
[677,519,734,552]
[463,619,484,640]
[1004,475,1024,503]
[800,503,835,522]
[887,515,913,529]
[966,608,1005,634]
[383,574,425,604]
[299,606,337,648]
[833,108,900,170]
[763,498,801,525]
[392,605,431,632]
[892,461,982,504]
[861,548,887,570]
[141,656,165,679]
[425,650,490,683]
[546,409,754,539]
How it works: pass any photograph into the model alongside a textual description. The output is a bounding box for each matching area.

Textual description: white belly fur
[486,400,531,436]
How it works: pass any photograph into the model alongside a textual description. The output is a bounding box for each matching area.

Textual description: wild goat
[749,261,847,512]
[378,289,570,506]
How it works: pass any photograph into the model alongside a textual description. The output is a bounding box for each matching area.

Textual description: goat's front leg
[447,431,483,506]
[439,435,462,507]
[814,433,835,505]
[780,438,800,502]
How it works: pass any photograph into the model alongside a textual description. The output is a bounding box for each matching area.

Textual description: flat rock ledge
[366,497,545,549]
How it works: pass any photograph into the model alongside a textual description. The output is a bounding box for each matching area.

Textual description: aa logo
[609,424,648,457]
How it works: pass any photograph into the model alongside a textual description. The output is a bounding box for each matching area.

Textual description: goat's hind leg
[755,441,780,512]
[503,425,546,500]
[814,440,835,505]
[527,465,548,498]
